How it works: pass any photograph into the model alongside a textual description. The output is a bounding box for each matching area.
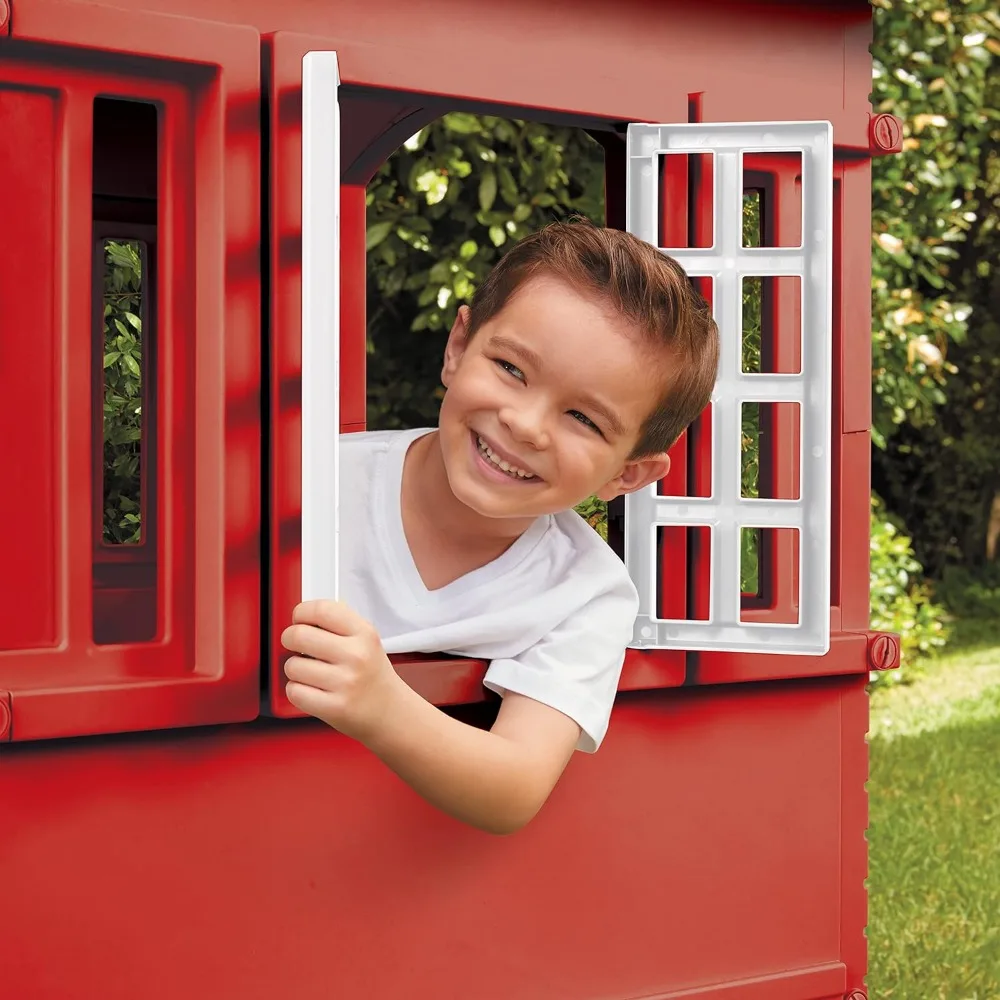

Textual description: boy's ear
[595,452,672,501]
[441,305,473,388]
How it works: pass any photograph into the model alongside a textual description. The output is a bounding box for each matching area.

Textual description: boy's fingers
[285,680,337,719]
[292,600,370,636]
[281,622,348,660]
[284,654,341,690]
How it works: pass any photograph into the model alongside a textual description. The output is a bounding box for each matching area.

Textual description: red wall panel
[0,676,865,1000]
[0,5,263,741]
[0,86,58,652]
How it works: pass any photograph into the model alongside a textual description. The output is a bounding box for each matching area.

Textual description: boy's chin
[445,473,552,521]
[453,486,546,521]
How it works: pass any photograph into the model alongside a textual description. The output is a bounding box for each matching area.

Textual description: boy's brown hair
[467,219,719,458]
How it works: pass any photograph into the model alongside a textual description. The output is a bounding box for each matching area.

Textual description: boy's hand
[281,600,401,744]
[282,600,582,833]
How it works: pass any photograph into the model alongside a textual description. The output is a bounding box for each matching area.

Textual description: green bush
[573,495,608,541]
[869,0,997,449]
[934,562,1000,621]
[100,239,145,545]
[869,0,999,577]
[365,114,606,431]
[869,495,949,686]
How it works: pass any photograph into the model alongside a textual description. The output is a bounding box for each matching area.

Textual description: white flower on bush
[909,335,943,368]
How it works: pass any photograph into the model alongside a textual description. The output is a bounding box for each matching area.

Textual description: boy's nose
[499,404,550,451]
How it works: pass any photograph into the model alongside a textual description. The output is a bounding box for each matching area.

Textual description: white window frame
[624,121,833,655]
[297,96,833,650]
[300,50,341,602]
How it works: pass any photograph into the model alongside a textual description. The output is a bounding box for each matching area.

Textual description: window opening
[658,152,713,249]
[366,113,606,426]
[742,527,800,624]
[364,113,612,537]
[742,276,802,375]
[741,402,802,503]
[741,152,802,248]
[741,526,762,602]
[659,276,714,505]
[99,238,147,546]
[741,192,763,594]
[91,97,158,645]
[655,526,711,622]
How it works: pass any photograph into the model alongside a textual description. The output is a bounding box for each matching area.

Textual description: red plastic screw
[0,1,9,32]
[846,991,868,1000]
[0,697,10,742]
[869,113,903,155]
[868,633,899,671]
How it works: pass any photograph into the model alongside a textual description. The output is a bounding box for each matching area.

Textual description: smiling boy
[282,220,719,834]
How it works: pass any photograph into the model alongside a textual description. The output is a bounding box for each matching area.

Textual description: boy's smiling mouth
[472,431,541,482]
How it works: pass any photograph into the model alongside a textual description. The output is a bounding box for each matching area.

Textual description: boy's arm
[282,600,582,835]
[367,686,580,835]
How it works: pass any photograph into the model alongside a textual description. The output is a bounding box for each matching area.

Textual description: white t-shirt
[339,427,639,752]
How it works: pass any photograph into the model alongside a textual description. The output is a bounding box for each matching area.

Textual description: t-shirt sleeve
[482,581,638,753]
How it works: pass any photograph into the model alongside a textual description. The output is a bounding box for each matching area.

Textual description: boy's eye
[569,410,603,436]
[494,358,525,381]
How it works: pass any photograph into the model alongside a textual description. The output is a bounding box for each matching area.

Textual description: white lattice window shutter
[624,122,833,655]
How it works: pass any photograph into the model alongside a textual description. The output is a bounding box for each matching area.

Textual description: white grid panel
[624,122,833,655]
[300,51,341,602]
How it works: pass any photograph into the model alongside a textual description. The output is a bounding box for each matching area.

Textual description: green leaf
[378,242,397,267]
[366,221,394,251]
[401,215,433,235]
[497,165,519,206]
[479,169,497,214]
[429,260,452,283]
[444,112,482,135]
[403,270,430,292]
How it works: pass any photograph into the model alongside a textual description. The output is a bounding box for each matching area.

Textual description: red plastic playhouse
[0,1,898,997]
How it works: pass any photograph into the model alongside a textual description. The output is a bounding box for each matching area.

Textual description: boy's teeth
[477,435,534,479]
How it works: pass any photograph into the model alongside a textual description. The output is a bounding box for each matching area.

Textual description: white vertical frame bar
[300,51,341,602]
[624,121,833,655]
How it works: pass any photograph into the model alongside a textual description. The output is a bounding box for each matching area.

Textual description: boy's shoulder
[549,506,633,588]
[341,427,428,453]
[340,427,429,472]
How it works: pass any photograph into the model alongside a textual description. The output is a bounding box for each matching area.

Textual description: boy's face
[437,275,672,520]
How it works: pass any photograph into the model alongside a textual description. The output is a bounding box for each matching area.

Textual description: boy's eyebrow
[487,334,627,438]
[487,334,544,372]
[578,393,627,438]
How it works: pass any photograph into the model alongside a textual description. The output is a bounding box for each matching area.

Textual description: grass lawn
[867,618,1000,999]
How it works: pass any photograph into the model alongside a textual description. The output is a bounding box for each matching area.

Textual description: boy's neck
[403,430,539,554]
